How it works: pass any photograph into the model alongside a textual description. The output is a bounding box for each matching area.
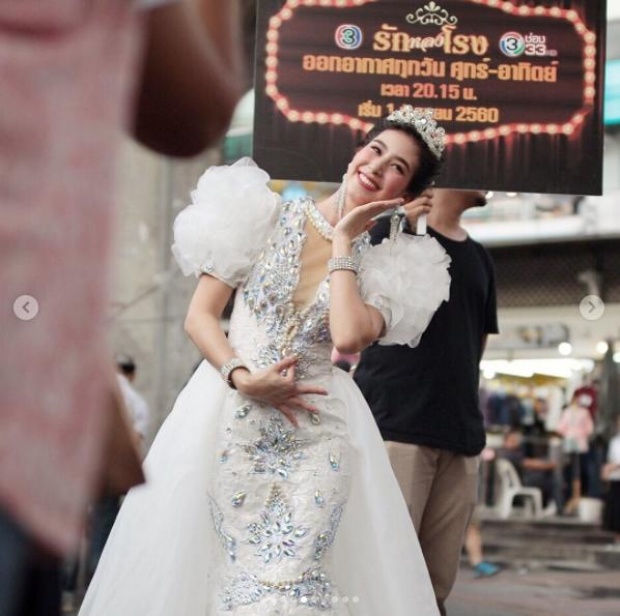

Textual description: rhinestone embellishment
[247,484,309,563]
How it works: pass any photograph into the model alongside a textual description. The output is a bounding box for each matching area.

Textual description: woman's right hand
[333,197,404,241]
[231,356,327,427]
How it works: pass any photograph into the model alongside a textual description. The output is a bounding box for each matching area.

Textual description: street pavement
[448,562,620,616]
[65,544,620,615]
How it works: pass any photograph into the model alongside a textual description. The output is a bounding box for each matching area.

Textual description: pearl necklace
[304,198,334,242]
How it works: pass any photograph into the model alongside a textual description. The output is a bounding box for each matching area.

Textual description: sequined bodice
[227,198,369,380]
[210,200,369,614]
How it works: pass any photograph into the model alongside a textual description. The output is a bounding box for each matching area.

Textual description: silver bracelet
[220,358,248,389]
[327,256,359,275]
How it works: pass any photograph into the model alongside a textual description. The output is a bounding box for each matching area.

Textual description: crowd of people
[478,381,614,521]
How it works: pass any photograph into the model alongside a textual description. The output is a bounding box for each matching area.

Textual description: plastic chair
[495,458,543,519]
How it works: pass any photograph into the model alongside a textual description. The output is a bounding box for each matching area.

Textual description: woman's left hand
[333,197,404,241]
[402,189,433,229]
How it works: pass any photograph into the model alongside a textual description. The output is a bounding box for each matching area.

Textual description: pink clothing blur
[557,404,594,454]
[0,1,144,555]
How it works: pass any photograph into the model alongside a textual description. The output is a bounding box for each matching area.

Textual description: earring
[335,174,346,221]
[389,209,400,244]
[416,213,428,236]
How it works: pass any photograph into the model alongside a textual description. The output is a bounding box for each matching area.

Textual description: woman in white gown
[79,106,451,616]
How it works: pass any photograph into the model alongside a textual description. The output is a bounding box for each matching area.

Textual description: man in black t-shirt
[354,188,498,616]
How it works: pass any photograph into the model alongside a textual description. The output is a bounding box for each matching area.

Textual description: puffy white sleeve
[359,234,451,347]
[171,158,280,287]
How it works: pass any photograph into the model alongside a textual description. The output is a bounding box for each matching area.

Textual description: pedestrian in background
[602,417,620,542]
[355,187,498,615]
[463,516,502,579]
[114,354,151,454]
[558,393,594,514]
[463,448,501,579]
[85,355,152,584]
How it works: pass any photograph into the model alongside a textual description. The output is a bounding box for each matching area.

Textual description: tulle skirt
[79,361,439,616]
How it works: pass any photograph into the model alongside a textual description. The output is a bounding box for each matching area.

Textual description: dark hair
[361,117,444,196]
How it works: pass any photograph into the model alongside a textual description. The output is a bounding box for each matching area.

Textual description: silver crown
[386,106,446,159]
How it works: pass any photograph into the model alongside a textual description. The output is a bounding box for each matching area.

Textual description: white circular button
[579,295,604,321]
[13,295,39,321]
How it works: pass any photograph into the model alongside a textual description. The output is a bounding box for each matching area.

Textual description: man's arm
[132,0,243,157]
[522,458,556,471]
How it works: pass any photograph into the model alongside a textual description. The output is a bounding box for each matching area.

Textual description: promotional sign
[254,0,606,195]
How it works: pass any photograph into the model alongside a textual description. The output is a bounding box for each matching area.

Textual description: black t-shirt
[354,217,499,456]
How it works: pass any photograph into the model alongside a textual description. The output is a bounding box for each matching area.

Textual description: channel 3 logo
[499,32,526,57]
[335,24,363,50]
[499,31,557,58]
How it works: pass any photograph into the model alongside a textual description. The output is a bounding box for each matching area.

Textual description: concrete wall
[107,140,221,444]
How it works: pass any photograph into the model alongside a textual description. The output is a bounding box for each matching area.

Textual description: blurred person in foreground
[354,187,498,615]
[0,2,243,615]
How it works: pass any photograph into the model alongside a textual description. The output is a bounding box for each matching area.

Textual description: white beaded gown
[79,159,451,616]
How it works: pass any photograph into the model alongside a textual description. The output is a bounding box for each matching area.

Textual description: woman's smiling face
[344,128,422,206]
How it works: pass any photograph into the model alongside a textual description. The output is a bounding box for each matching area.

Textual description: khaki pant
[385,442,479,616]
